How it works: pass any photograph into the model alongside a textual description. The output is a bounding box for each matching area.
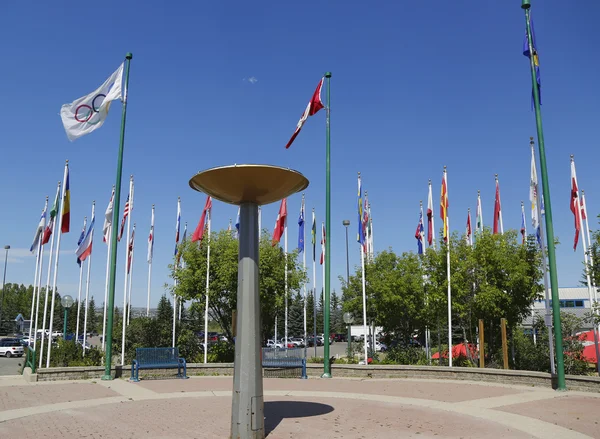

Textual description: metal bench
[261,347,307,379]
[130,347,187,382]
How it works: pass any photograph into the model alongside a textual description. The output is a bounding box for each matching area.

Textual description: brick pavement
[0,376,598,438]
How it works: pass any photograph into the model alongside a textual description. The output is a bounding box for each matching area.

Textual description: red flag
[440,172,449,242]
[285,78,324,149]
[427,182,434,246]
[320,222,326,265]
[570,160,581,251]
[192,196,212,243]
[493,179,502,235]
[272,198,287,246]
[127,227,135,274]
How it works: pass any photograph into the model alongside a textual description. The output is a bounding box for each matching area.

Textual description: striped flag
[440,170,449,242]
[42,184,61,245]
[466,209,472,246]
[118,194,131,242]
[570,158,581,251]
[174,198,181,256]
[147,206,154,263]
[30,201,48,254]
[415,206,425,254]
[76,217,87,266]
[76,212,95,263]
[103,187,115,243]
[127,226,135,274]
[311,209,316,262]
[61,167,71,233]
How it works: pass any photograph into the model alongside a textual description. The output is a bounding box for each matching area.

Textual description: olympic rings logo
[74,94,108,125]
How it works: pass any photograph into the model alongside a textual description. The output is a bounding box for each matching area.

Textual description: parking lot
[0,356,22,376]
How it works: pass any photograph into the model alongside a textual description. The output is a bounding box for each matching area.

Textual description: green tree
[88,296,98,334]
[172,230,306,345]
[331,290,343,334]
[287,292,304,337]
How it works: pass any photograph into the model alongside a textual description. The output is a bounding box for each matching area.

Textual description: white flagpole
[147,205,154,317]
[446,216,452,367]
[172,198,181,349]
[203,210,212,363]
[360,240,368,364]
[46,162,69,368]
[39,181,60,368]
[284,214,288,347]
[312,208,317,358]
[121,175,134,365]
[82,202,95,356]
[302,195,307,357]
[582,191,597,293]
[102,236,111,351]
[321,222,325,337]
[28,232,42,347]
[75,216,87,344]
[32,236,45,350]
[127,224,135,325]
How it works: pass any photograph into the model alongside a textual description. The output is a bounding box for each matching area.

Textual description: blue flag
[298,200,305,253]
[415,210,424,255]
[76,220,86,266]
[357,176,365,246]
[235,207,240,239]
[523,17,541,105]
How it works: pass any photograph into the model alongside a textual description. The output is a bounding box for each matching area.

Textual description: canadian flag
[570,159,581,251]
[285,78,324,149]
[272,198,287,246]
[320,222,326,265]
[192,196,212,243]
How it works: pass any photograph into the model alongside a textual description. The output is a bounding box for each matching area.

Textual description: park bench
[261,347,307,379]
[130,347,187,382]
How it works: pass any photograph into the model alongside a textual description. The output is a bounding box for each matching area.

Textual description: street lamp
[61,295,74,340]
[342,220,350,285]
[0,245,11,332]
[343,312,354,360]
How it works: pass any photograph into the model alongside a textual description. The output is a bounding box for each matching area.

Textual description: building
[524,286,596,331]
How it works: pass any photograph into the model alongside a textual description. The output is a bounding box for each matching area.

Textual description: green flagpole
[102,53,133,380]
[521,0,566,390]
[322,72,332,378]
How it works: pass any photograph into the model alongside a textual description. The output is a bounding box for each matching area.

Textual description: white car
[266,339,283,348]
[0,340,24,357]
[367,341,387,352]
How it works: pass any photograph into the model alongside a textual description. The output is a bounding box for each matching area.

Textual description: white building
[524,286,596,330]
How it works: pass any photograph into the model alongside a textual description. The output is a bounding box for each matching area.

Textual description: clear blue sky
[1,1,598,309]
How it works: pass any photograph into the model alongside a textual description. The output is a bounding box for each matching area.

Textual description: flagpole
[147,205,154,317]
[103,53,132,380]
[172,198,181,349]
[360,233,368,365]
[81,201,95,356]
[496,174,504,235]
[312,208,317,358]
[102,233,111,351]
[121,176,134,365]
[321,221,325,338]
[444,167,452,368]
[522,1,565,390]
[322,71,332,378]
[39,182,60,369]
[203,211,211,364]
[582,190,600,361]
[302,195,307,361]
[75,216,87,344]
[28,227,42,347]
[127,223,135,325]
[572,156,600,375]
[284,215,288,348]
[32,233,45,350]
[46,161,69,368]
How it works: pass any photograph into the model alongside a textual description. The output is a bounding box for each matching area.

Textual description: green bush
[207,341,234,363]
[48,340,102,367]
[383,346,428,365]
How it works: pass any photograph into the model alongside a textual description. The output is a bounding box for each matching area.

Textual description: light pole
[61,295,74,340]
[343,312,354,360]
[342,220,350,285]
[0,245,11,332]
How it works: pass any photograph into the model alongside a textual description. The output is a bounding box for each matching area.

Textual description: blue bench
[262,347,307,379]
[130,347,187,382]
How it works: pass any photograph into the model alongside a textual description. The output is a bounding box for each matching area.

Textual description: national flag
[466,210,472,246]
[285,78,325,149]
[174,199,181,256]
[30,201,47,254]
[530,146,541,247]
[192,196,212,243]
[493,178,502,235]
[415,207,425,255]
[42,185,60,245]
[60,63,124,141]
[118,194,131,242]
[235,207,240,239]
[147,207,155,263]
[103,186,115,243]
[76,217,87,266]
[311,209,316,262]
[176,223,187,268]
[476,192,483,234]
[520,203,527,245]
[76,212,95,263]
[272,198,287,246]
[581,191,588,221]
[523,17,541,105]
[61,167,70,233]
[427,181,434,246]
[570,159,581,251]
[127,226,135,274]
[357,175,365,247]
[320,222,326,265]
[440,171,449,242]
[298,198,305,253]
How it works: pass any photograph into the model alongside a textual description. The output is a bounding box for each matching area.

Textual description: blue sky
[1,1,599,309]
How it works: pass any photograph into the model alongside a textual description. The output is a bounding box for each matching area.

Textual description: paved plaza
[0,374,598,438]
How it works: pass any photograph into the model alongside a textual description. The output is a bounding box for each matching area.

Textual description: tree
[287,292,304,337]
[331,290,343,334]
[88,296,98,334]
[172,230,306,344]
[306,291,315,336]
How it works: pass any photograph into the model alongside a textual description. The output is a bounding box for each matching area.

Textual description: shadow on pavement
[265,401,334,436]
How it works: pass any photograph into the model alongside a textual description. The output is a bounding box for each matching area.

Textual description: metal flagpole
[82,202,95,356]
[203,210,212,363]
[127,224,135,325]
[75,216,87,344]
[302,195,307,360]
[28,229,42,347]
[172,198,181,349]
[102,53,132,380]
[322,71,332,378]
[102,186,115,352]
[46,161,69,368]
[522,1,565,389]
[39,182,60,369]
[321,222,325,338]
[121,176,134,365]
[312,208,317,358]
[32,233,45,350]
[147,205,154,316]
[360,236,368,365]
[572,157,600,374]
[444,167,452,368]
[284,215,288,347]
[581,190,600,353]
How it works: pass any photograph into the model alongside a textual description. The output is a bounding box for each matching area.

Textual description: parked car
[306,336,322,347]
[367,340,387,352]
[332,333,347,342]
[0,339,25,357]
[289,337,305,347]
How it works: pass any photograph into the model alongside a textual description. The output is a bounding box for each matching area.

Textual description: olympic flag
[60,63,124,142]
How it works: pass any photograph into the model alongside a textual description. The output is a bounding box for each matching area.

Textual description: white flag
[60,63,124,141]
[103,187,115,243]
[529,147,539,232]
